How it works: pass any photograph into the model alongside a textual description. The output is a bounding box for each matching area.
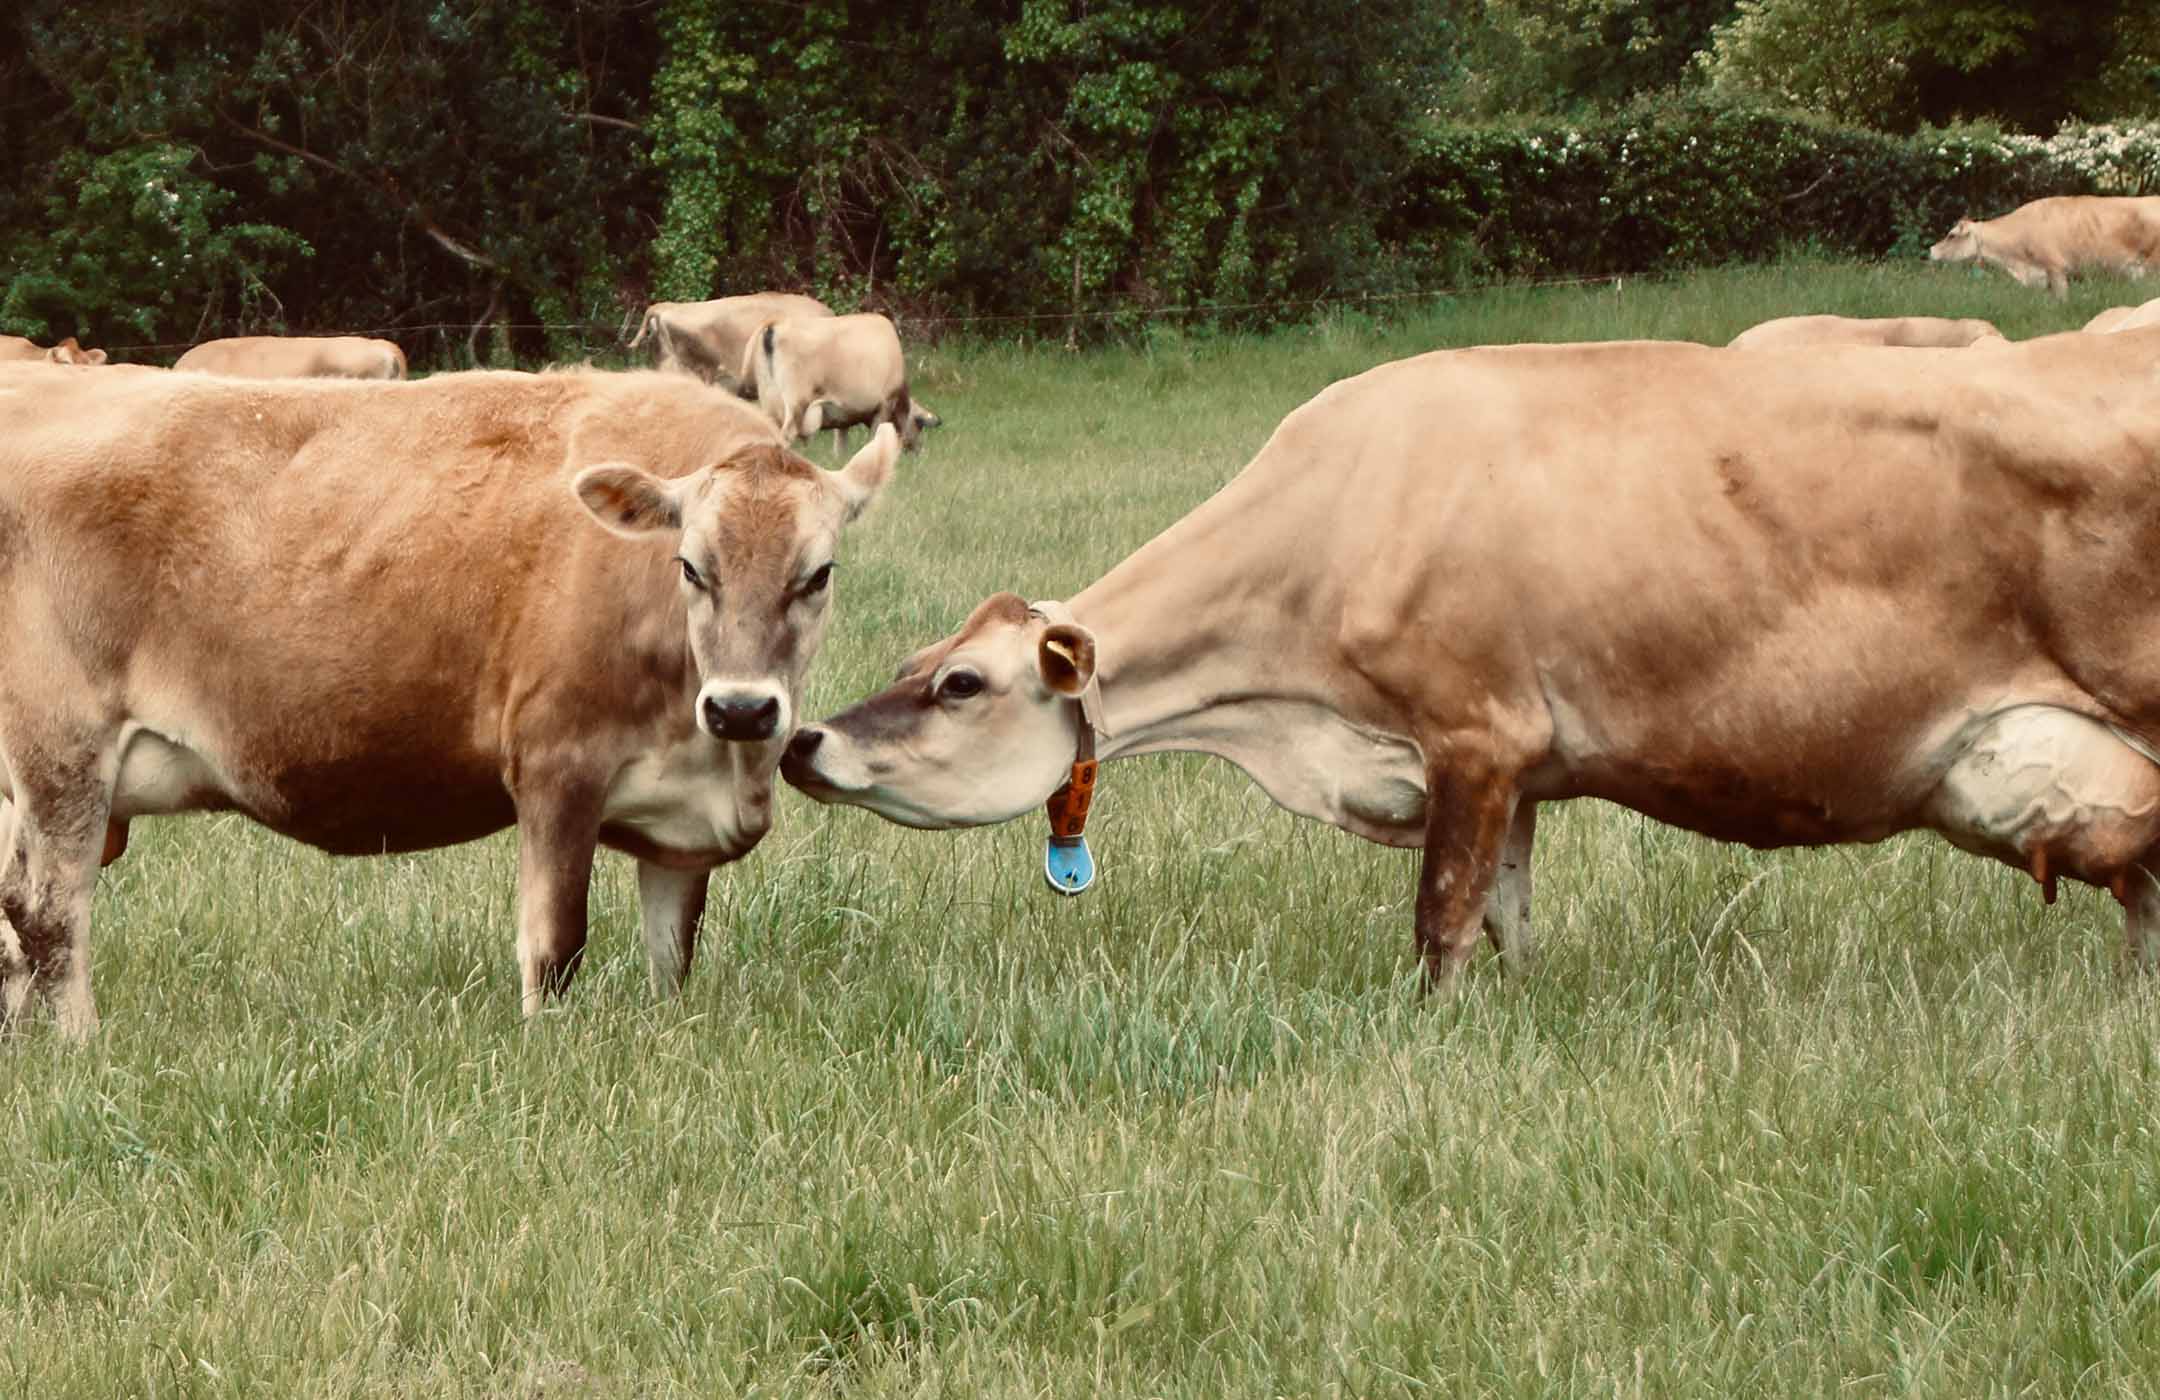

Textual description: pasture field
[7,261,2160,1398]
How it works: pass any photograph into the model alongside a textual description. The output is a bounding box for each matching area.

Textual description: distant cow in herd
[631,293,834,394]
[1929,196,2160,298]
[0,334,106,366]
[174,335,407,379]
[741,312,938,451]
[0,362,896,1037]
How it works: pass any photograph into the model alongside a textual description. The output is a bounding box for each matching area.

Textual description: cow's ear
[1038,623,1097,698]
[85,348,107,365]
[834,423,899,521]
[574,462,686,537]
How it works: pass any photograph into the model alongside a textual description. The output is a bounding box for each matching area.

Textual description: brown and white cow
[631,293,834,393]
[741,312,929,451]
[0,334,108,365]
[1727,313,2002,350]
[785,333,2160,986]
[1928,196,2160,298]
[0,365,896,1037]
[173,334,406,379]
[2082,296,2160,334]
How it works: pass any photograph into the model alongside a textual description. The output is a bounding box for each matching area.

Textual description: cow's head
[574,423,898,744]
[1928,219,1978,263]
[782,592,1097,827]
[48,338,106,366]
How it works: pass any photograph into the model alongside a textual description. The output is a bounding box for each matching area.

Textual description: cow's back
[1995,195,2160,263]
[1190,334,2160,835]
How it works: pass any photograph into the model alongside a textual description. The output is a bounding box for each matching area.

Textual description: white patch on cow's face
[783,602,1090,827]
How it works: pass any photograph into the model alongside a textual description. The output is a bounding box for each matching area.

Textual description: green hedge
[1387,106,2160,283]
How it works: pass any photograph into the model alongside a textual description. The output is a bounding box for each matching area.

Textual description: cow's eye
[938,670,984,701]
[804,562,834,595]
[679,558,701,588]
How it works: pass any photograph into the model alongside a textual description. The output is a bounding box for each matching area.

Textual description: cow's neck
[1065,481,1428,847]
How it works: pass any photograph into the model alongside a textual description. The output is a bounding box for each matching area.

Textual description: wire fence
[93,272,1643,358]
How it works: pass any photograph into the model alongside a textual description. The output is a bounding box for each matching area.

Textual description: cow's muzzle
[699,682,789,743]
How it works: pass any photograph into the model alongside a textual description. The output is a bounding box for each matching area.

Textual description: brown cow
[785,333,2160,985]
[174,334,406,378]
[631,293,833,393]
[741,312,928,451]
[1928,196,2160,298]
[0,334,108,365]
[0,365,897,1037]
[1728,314,2002,350]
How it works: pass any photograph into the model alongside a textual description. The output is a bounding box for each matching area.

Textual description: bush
[1389,103,2154,283]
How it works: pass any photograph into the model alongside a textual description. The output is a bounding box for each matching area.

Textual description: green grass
[8,260,2160,1397]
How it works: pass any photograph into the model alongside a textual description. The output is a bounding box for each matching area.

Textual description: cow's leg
[636,861,709,997]
[2123,864,2160,975]
[1414,749,1519,986]
[0,803,27,1025]
[1480,800,1538,973]
[512,787,602,1015]
[2046,266,2069,298]
[800,400,826,446]
[0,743,117,1040]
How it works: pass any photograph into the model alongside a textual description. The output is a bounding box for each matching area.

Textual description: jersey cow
[0,334,107,365]
[631,293,833,393]
[784,334,2160,986]
[1727,314,2002,349]
[174,334,406,379]
[2083,296,2160,334]
[0,366,896,1037]
[1928,196,2160,298]
[741,313,931,452]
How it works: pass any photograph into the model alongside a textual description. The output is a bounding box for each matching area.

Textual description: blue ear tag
[1044,834,1096,895]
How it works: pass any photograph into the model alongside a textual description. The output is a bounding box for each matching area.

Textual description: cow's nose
[786,727,824,764]
[701,692,782,741]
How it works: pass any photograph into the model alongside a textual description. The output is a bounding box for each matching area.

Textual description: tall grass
[6,261,2158,1397]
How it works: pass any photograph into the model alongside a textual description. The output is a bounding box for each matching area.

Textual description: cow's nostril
[787,727,825,762]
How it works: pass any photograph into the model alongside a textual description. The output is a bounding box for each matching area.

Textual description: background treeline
[4,0,2158,363]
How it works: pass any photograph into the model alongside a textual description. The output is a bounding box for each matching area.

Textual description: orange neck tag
[1046,758,1098,838]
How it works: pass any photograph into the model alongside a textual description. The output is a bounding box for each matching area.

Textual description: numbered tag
[1044,834,1096,895]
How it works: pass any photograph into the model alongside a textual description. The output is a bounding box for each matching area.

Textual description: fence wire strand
[94,272,1642,356]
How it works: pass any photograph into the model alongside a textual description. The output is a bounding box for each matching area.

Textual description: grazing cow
[1928,196,2160,298]
[742,312,926,451]
[785,333,2160,985]
[630,293,833,393]
[174,334,406,379]
[2083,297,2160,334]
[0,334,107,365]
[0,367,897,1037]
[1728,314,2002,350]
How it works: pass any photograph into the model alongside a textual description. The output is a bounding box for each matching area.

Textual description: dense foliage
[2,1,2156,363]
[1394,108,2160,281]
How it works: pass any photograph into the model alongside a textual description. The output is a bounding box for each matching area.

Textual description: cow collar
[1030,599,1106,895]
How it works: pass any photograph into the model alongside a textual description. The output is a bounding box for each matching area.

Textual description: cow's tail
[739,322,777,404]
[627,309,660,351]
